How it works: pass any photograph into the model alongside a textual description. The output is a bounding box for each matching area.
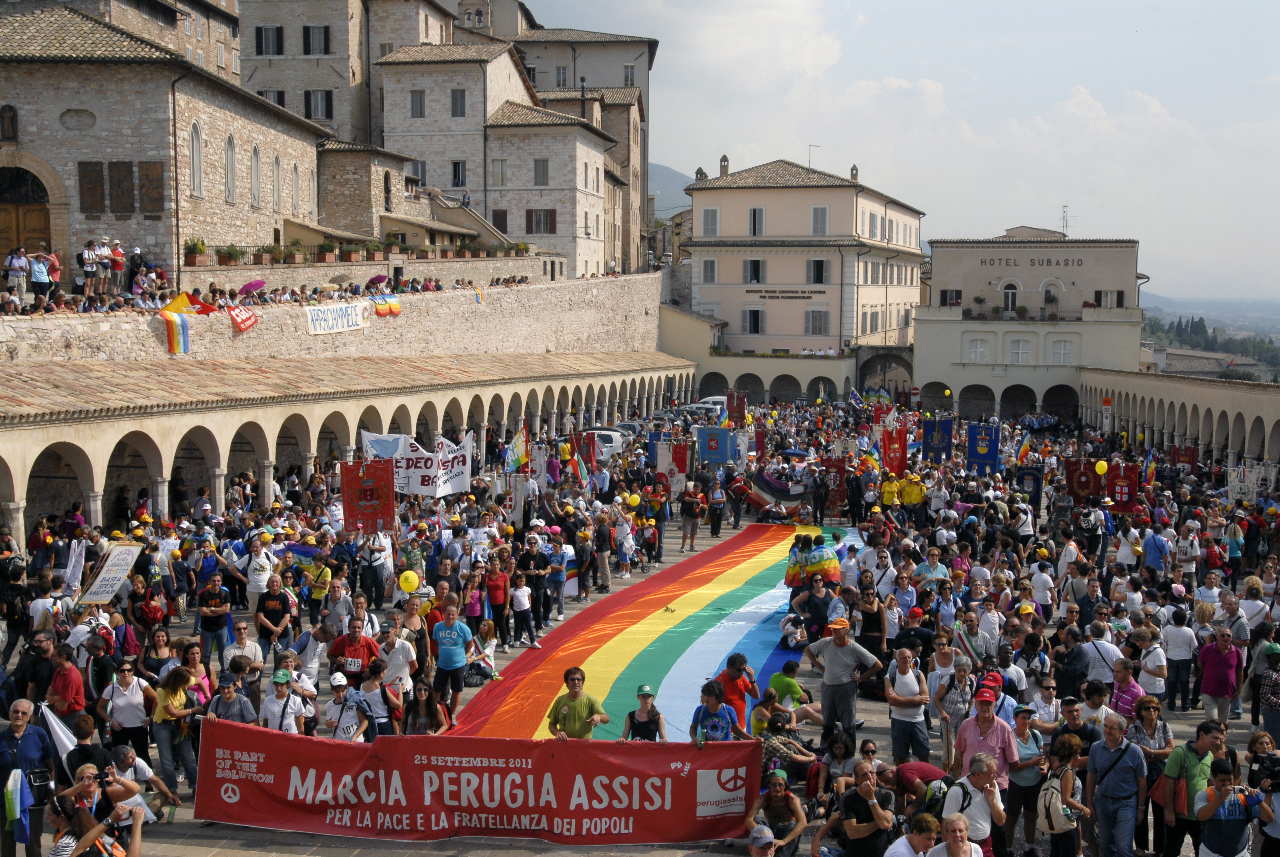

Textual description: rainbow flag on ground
[455,525,853,739]
[158,311,190,354]
[505,424,530,472]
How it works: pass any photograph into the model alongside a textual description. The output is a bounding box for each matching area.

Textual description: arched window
[1002,283,1019,312]
[273,155,281,212]
[224,135,235,202]
[251,145,260,207]
[292,164,299,215]
[475,8,483,25]
[189,123,202,196]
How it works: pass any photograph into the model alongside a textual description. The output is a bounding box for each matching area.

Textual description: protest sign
[305,303,371,335]
[228,305,258,333]
[77,543,144,605]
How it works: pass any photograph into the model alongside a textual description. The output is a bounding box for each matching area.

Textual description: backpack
[379,684,403,722]
[118,623,141,657]
[1037,766,1077,833]
[919,776,956,822]
[0,584,28,627]
[888,668,925,696]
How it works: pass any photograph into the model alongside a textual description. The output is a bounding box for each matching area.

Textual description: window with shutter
[323,25,330,54]
[702,259,716,284]
[806,260,814,285]
[759,259,766,284]
[1094,290,1103,307]
[804,311,811,336]
[108,162,135,214]
[303,91,312,119]
[547,209,556,233]
[812,206,828,236]
[702,208,718,237]
[748,207,764,236]
[410,90,425,118]
[869,212,878,240]
[302,25,310,54]
[741,310,750,334]
[451,89,466,117]
[533,159,548,186]
[492,209,507,233]
[742,259,749,284]
[526,209,533,234]
[78,162,105,213]
[757,310,765,335]
[1115,291,1125,308]
[324,90,333,119]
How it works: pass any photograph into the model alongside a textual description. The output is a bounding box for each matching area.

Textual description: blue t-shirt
[0,726,53,779]
[1196,787,1264,857]
[691,703,739,742]
[548,549,572,582]
[433,621,473,671]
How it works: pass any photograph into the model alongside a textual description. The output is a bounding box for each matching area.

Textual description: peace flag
[505,423,530,473]
[158,311,190,354]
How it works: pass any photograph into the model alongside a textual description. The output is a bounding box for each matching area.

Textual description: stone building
[913,226,1145,419]
[0,0,242,84]
[536,87,644,272]
[237,0,455,144]
[0,7,329,276]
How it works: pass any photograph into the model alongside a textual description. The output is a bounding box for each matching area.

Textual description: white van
[698,396,727,410]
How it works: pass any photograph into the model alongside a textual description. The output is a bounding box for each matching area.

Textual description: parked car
[698,396,727,411]
[615,421,648,438]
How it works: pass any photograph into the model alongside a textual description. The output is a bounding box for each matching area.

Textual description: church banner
[194,720,760,845]
[340,460,396,532]
[922,419,954,464]
[697,427,731,466]
[1014,466,1045,514]
[1106,463,1140,513]
[1064,459,1104,505]
[726,390,747,426]
[966,423,1000,476]
[882,425,909,476]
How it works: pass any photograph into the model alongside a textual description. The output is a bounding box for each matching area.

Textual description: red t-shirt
[716,670,754,728]
[897,761,948,793]
[484,573,509,606]
[50,664,85,715]
[426,607,445,658]
[110,249,125,272]
[328,635,380,681]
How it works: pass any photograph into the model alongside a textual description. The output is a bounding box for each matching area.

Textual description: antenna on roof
[1061,203,1076,236]
[808,144,820,168]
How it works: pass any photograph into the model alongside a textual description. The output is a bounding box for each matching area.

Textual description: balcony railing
[917,305,1142,323]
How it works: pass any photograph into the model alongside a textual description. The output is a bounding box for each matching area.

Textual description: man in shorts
[431,605,472,715]
[680,482,705,554]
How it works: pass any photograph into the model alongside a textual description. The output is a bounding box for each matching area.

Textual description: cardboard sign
[76,542,144,605]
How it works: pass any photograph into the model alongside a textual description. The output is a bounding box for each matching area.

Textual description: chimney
[850,164,859,182]
[694,167,707,181]
[719,155,729,178]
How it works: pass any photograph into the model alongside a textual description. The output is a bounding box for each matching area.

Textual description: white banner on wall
[304,303,370,335]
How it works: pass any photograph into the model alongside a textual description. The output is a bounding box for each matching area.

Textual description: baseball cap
[908,607,924,619]
[218,672,238,687]
[1171,584,1186,598]
[271,668,292,684]
[1013,705,1036,718]
[828,617,850,630]
[748,826,776,848]
[983,673,1004,688]
[975,688,997,703]
[637,684,654,697]
[330,673,349,687]
[767,770,788,783]
[1264,643,1280,657]
[1019,603,1035,614]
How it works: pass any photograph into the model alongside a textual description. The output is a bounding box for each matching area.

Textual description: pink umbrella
[367,274,388,285]
[239,280,266,295]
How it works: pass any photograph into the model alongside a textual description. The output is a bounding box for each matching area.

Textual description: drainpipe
[479,60,488,219]
[170,65,195,287]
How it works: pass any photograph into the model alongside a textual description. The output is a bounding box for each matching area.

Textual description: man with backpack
[942,752,1007,857]
[886,647,931,765]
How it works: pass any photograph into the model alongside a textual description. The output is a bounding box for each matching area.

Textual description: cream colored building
[915,226,1146,419]
[678,157,924,402]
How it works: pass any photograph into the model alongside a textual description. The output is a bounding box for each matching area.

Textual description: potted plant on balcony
[284,238,306,264]
[340,244,363,263]
[252,244,275,265]
[516,242,528,257]
[1015,305,1028,319]
[502,242,516,258]
[215,243,244,266]
[417,247,435,260]
[962,307,973,319]
[457,242,472,259]
[364,240,385,261]
[441,246,455,259]
[316,240,338,263]
[183,237,210,267]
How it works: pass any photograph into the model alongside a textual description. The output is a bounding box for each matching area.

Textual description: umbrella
[367,274,388,285]
[239,280,266,295]
[317,282,341,291]
[328,274,349,284]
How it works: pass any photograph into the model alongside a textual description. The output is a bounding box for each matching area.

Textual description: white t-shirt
[246,553,274,594]
[117,757,157,824]
[1081,702,1116,729]
[886,835,930,857]
[888,667,925,722]
[969,565,991,587]
[1084,638,1123,682]
[941,777,1003,840]
[1031,569,1056,606]
[101,677,151,729]
[1058,542,1080,578]
[1116,528,1141,565]
[261,691,305,732]
[325,696,365,742]
[1176,538,1199,570]
[1162,625,1198,660]
[1030,695,1061,726]
[1137,644,1167,695]
[927,844,982,857]
[999,663,1028,695]
[379,638,416,689]
[511,586,532,612]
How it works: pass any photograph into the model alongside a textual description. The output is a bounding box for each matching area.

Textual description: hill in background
[650,163,694,221]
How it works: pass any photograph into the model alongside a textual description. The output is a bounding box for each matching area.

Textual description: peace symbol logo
[717,767,746,792]
[221,783,241,803]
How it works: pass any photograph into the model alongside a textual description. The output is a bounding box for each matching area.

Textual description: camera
[95,770,111,786]
[1248,754,1280,792]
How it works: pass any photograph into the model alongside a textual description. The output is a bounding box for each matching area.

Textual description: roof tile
[485,101,617,143]
[376,43,512,65]
[516,28,655,45]
[0,6,176,62]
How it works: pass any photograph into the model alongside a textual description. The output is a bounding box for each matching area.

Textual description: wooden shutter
[108,162,135,214]
[758,309,765,335]
[77,162,104,213]
[1094,290,1102,307]
[805,260,813,285]
[303,92,311,119]
[804,311,812,335]
[138,162,164,213]
[275,26,284,54]
[742,259,749,284]
[525,209,533,234]
[1116,290,1125,308]
[492,210,507,233]
[741,310,749,334]
[302,25,310,55]
[759,259,767,284]
[323,26,330,55]
[255,26,263,55]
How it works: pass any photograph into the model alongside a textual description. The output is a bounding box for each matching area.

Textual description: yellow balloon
[943,389,951,397]
[629,496,640,507]
[399,571,419,594]
[1095,460,1108,475]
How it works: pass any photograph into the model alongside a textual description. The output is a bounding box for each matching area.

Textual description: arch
[317,411,352,462]
[1188,404,1201,442]
[227,421,271,483]
[920,381,952,414]
[1269,421,1280,462]
[1247,416,1266,460]
[442,398,464,434]
[958,385,996,421]
[735,373,766,406]
[1230,412,1247,453]
[190,122,203,196]
[416,401,438,446]
[698,372,729,400]
[25,442,96,534]
[224,135,236,202]
[506,392,523,434]
[769,374,801,404]
[388,403,413,436]
[857,352,913,391]
[170,426,219,516]
[999,385,1037,420]
[608,382,619,424]
[525,389,541,427]
[1153,399,1166,431]
[466,394,486,434]
[0,454,14,507]
[0,149,70,270]
[1177,403,1188,437]
[1001,281,1020,312]
[1202,410,1216,446]
[806,376,838,403]
[486,393,506,430]
[1215,412,1230,450]
[1042,385,1079,421]
[356,404,384,437]
[276,414,313,477]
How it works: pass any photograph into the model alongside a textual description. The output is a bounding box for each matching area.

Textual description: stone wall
[0,271,661,361]
[177,252,548,291]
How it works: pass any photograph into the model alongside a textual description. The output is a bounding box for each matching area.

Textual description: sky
[530,0,1280,299]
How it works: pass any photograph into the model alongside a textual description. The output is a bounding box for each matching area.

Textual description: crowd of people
[6,395,1280,857]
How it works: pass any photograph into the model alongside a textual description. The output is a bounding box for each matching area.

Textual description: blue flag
[697,426,731,465]
[922,418,954,464]
[966,422,1000,476]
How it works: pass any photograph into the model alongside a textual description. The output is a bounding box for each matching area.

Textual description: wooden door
[0,206,15,252]
[0,205,49,252]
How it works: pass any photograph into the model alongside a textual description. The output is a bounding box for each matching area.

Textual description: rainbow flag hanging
[1142,448,1156,486]
[505,423,530,473]
[471,285,484,304]
[1017,431,1032,464]
[719,406,731,428]
[158,311,190,354]
[862,440,883,471]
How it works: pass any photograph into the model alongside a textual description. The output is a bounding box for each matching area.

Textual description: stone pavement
[70,521,1233,856]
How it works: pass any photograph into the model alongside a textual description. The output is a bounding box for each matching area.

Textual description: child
[510,574,540,649]
[639,518,657,573]
[1045,733,1089,857]
[617,520,635,580]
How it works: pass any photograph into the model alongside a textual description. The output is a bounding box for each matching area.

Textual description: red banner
[727,390,747,426]
[227,305,258,333]
[882,425,909,476]
[195,720,761,845]
[821,456,847,510]
[1171,445,1199,474]
[873,404,891,425]
[1064,459,1103,505]
[341,459,396,532]
[671,440,689,476]
[1106,463,1139,513]
[754,430,767,459]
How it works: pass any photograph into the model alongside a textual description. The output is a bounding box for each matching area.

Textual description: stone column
[1228,449,1238,469]
[530,411,541,434]
[340,446,356,463]
[548,409,558,436]
[499,420,508,444]
[258,460,276,508]
[149,477,169,523]
[952,393,961,415]
[208,468,227,515]
[301,456,314,486]
[81,492,103,529]
[2,502,26,555]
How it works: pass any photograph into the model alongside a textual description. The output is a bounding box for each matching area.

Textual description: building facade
[914,227,1145,419]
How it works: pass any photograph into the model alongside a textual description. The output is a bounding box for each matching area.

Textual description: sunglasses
[1041,686,1057,691]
